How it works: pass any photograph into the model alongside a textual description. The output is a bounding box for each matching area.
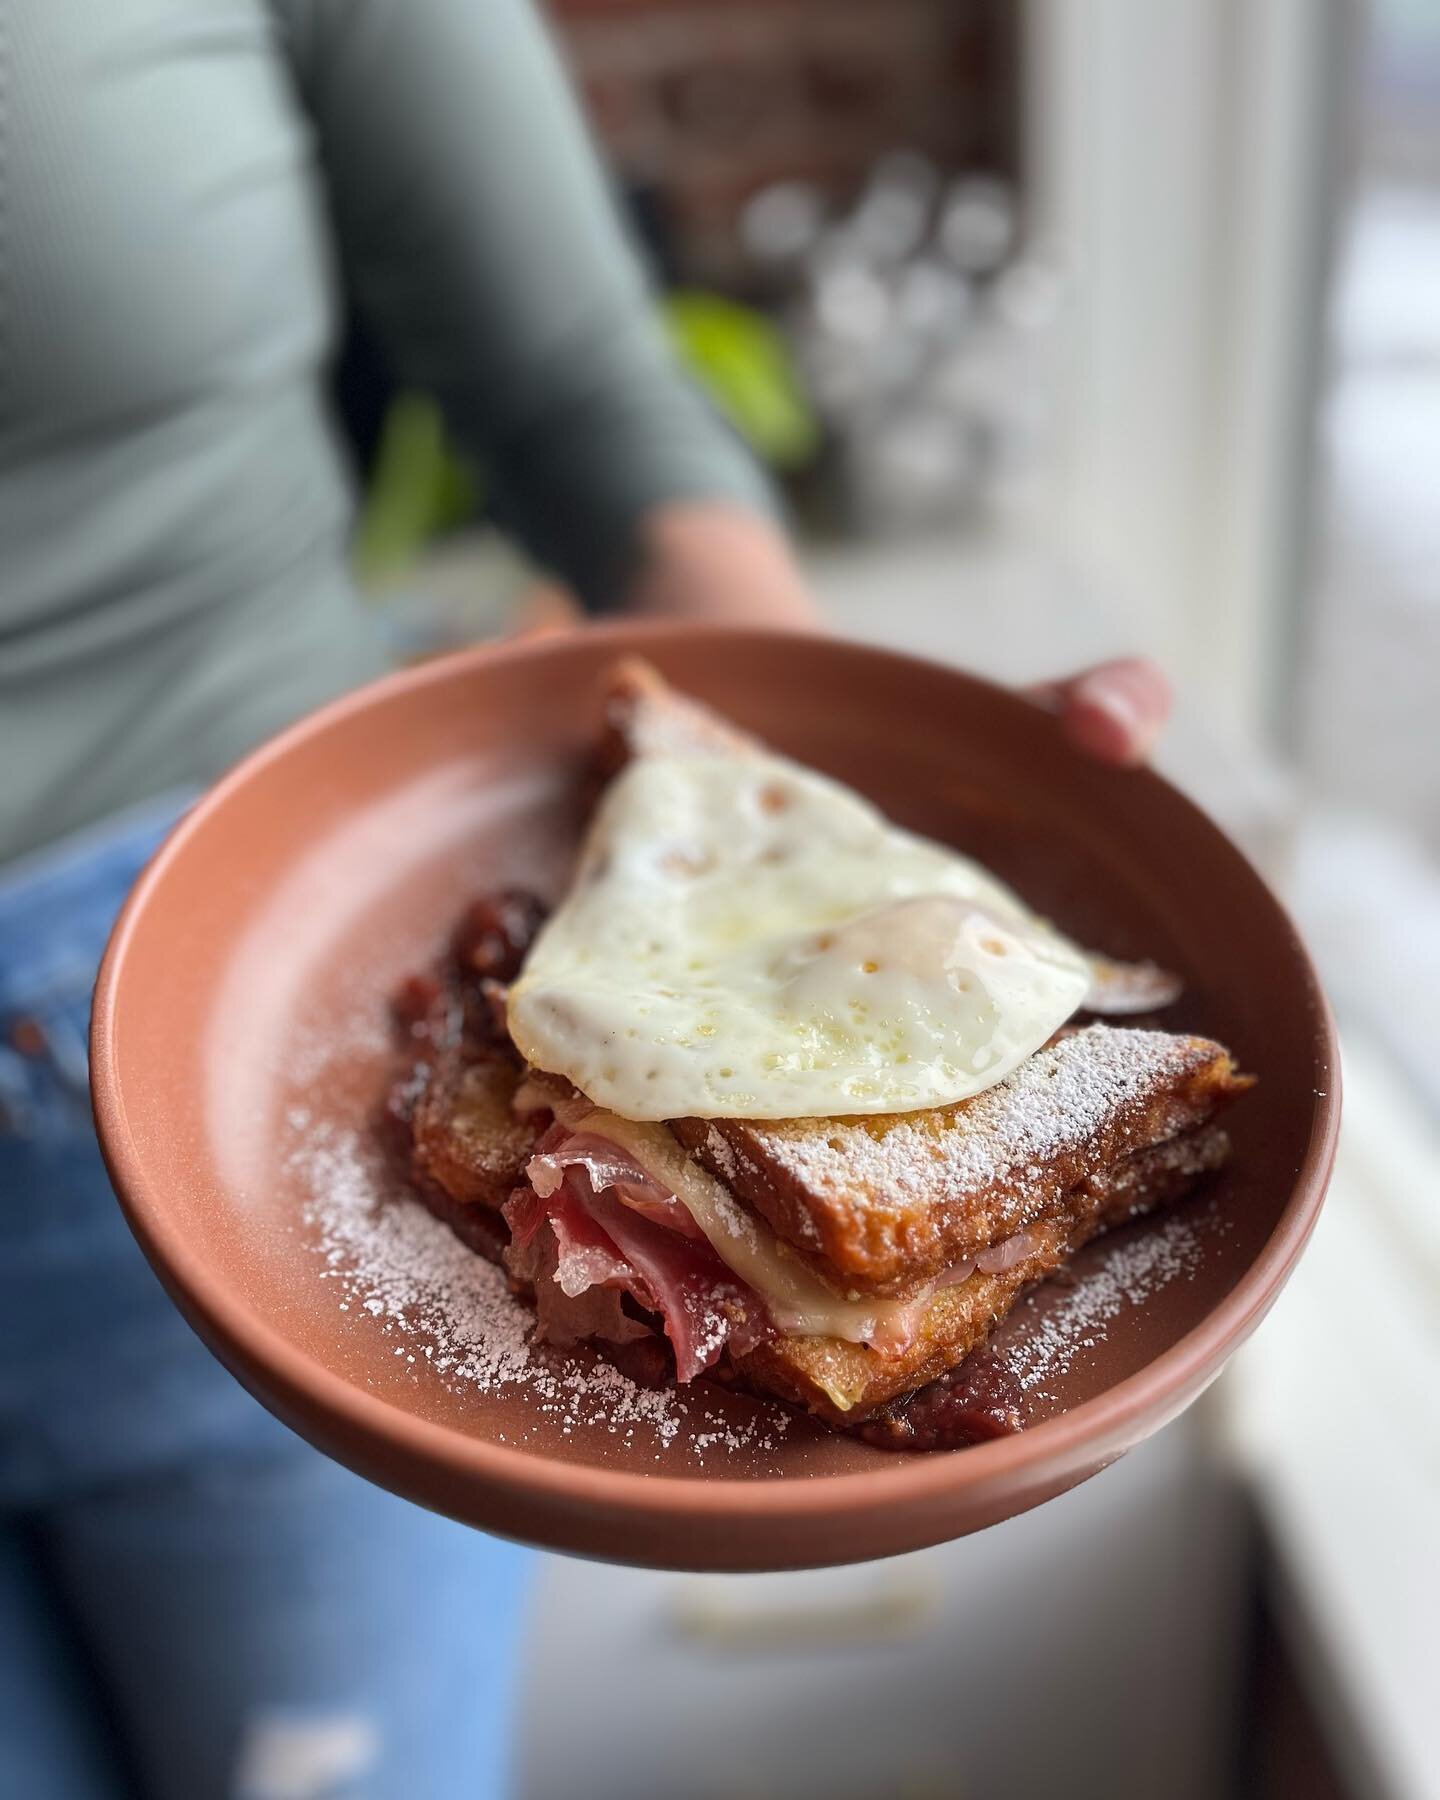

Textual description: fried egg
[506,752,1090,1121]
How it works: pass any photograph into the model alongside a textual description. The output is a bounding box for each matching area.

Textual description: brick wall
[546,0,1020,280]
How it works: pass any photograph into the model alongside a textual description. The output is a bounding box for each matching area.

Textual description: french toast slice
[728,1125,1230,1423]
[392,973,1246,1427]
[400,1050,538,1259]
[674,1025,1250,1300]
[409,1052,535,1211]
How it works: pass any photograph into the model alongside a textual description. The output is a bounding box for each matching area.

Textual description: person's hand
[1025,659,1172,768]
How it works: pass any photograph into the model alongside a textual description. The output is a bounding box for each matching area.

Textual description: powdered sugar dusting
[284,987,391,1087]
[738,1025,1221,1208]
[286,1114,789,1461]
[997,1206,1222,1401]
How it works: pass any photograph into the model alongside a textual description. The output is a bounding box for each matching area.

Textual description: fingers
[1027,658,1172,767]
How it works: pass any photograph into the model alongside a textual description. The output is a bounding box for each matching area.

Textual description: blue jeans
[0,797,532,1800]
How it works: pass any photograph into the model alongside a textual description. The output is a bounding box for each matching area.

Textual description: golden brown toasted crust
[729,1125,1229,1424]
[408,1051,543,1224]
[675,1025,1252,1300]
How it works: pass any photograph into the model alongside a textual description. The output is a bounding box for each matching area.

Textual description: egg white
[506,752,1090,1121]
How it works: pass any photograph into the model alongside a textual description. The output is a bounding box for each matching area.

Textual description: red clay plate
[90,625,1339,1571]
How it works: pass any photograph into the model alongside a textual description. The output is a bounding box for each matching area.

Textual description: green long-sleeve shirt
[0,0,772,861]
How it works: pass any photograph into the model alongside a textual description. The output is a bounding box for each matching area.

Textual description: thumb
[1026,658,1172,767]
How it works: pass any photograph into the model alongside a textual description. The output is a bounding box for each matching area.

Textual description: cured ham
[525,1128,706,1241]
[505,1130,771,1381]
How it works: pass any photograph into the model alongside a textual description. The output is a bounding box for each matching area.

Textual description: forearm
[480,343,780,612]
[622,502,820,629]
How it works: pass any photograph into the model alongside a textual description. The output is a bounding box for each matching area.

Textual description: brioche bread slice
[728,1124,1229,1423]
[674,1025,1250,1300]
[396,1050,538,1260]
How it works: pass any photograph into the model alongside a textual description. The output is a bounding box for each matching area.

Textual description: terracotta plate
[90,625,1339,1571]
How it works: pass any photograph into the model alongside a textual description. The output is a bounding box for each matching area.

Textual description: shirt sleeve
[279,0,777,609]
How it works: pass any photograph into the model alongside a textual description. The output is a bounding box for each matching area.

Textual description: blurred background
[342,2,1437,1796]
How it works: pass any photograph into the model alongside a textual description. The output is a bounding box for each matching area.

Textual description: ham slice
[975,1228,1044,1274]
[504,1198,651,1348]
[506,1173,632,1297]
[582,1185,770,1378]
[505,1130,772,1380]
[526,1128,706,1241]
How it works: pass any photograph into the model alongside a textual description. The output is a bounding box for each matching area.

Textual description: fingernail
[1089,682,1144,732]
[1091,683,1160,762]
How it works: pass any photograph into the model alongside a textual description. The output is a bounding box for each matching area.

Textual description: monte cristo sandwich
[385,663,1251,1449]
